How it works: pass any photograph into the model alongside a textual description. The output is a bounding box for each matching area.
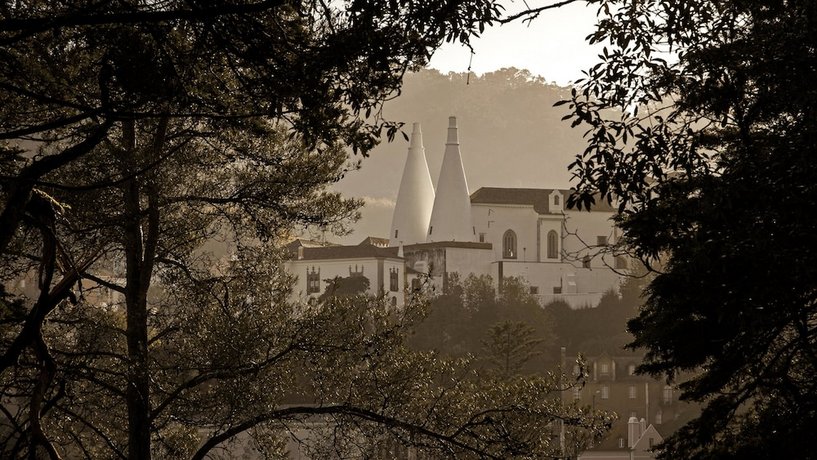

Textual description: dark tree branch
[0,1,288,44]
[499,0,581,24]
[189,404,506,460]
[0,119,113,255]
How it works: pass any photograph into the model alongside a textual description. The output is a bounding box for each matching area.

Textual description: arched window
[663,385,674,404]
[547,230,558,259]
[503,230,517,259]
[389,268,399,292]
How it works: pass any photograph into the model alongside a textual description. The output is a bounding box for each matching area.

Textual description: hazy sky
[427,1,600,85]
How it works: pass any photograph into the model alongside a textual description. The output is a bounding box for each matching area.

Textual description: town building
[565,353,700,459]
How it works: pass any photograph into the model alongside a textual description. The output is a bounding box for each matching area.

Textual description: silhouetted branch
[500,0,581,24]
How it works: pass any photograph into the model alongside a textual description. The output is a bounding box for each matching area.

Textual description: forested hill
[332,68,588,243]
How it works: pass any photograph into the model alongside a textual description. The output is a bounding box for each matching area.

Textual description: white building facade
[286,243,406,307]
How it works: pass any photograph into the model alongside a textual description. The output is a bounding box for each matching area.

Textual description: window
[554,194,561,206]
[618,437,625,449]
[573,387,581,400]
[600,362,609,374]
[573,365,581,376]
[428,226,433,235]
[655,410,663,425]
[306,267,320,294]
[648,438,655,449]
[582,255,591,268]
[502,230,517,259]
[597,235,609,246]
[479,232,485,243]
[529,286,539,295]
[663,385,674,404]
[547,230,558,259]
[394,229,398,238]
[473,226,476,235]
[389,268,399,292]
[601,386,609,399]
[628,385,637,399]
[411,278,421,291]
[628,364,636,375]
[391,296,397,307]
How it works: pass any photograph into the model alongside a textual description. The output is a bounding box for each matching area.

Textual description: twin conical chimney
[389,117,474,245]
[427,116,473,242]
[389,123,435,246]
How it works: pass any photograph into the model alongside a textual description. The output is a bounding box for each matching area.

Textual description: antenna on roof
[466,50,474,85]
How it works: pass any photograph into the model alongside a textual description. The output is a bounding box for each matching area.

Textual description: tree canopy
[547,275,646,356]
[562,1,817,458]
[410,275,556,372]
[0,1,615,459]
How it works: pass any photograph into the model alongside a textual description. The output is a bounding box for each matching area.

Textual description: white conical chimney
[427,116,473,242]
[389,123,435,246]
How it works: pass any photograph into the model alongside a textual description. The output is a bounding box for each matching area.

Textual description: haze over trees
[0,1,610,459]
[334,68,589,242]
[410,275,556,372]
[561,0,817,458]
[547,276,646,356]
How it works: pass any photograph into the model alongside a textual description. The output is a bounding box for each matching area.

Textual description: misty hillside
[333,68,589,243]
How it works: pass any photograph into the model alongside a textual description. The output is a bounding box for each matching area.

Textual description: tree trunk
[121,118,163,460]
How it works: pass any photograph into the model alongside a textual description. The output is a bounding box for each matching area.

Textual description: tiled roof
[296,244,401,261]
[404,241,493,251]
[470,187,616,213]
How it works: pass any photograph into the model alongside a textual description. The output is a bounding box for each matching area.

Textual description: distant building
[578,418,663,460]
[287,116,625,309]
[565,353,699,459]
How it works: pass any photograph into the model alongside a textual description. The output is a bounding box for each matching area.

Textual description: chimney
[427,116,474,242]
[628,416,640,448]
[389,122,435,246]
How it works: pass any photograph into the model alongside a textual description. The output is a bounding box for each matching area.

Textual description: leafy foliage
[561,0,817,458]
[318,275,371,301]
[547,276,647,355]
[0,2,615,459]
[482,321,544,379]
[411,275,556,372]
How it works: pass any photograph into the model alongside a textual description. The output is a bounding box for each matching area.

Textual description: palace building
[287,117,624,308]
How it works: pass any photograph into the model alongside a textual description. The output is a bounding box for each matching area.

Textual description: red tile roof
[296,244,401,261]
[470,187,616,213]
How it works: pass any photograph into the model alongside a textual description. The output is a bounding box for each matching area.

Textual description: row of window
[573,385,675,403]
[502,229,560,259]
[575,362,638,377]
[501,231,629,269]
[305,266,401,294]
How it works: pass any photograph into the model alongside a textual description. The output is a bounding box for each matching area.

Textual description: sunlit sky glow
[427,1,601,85]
